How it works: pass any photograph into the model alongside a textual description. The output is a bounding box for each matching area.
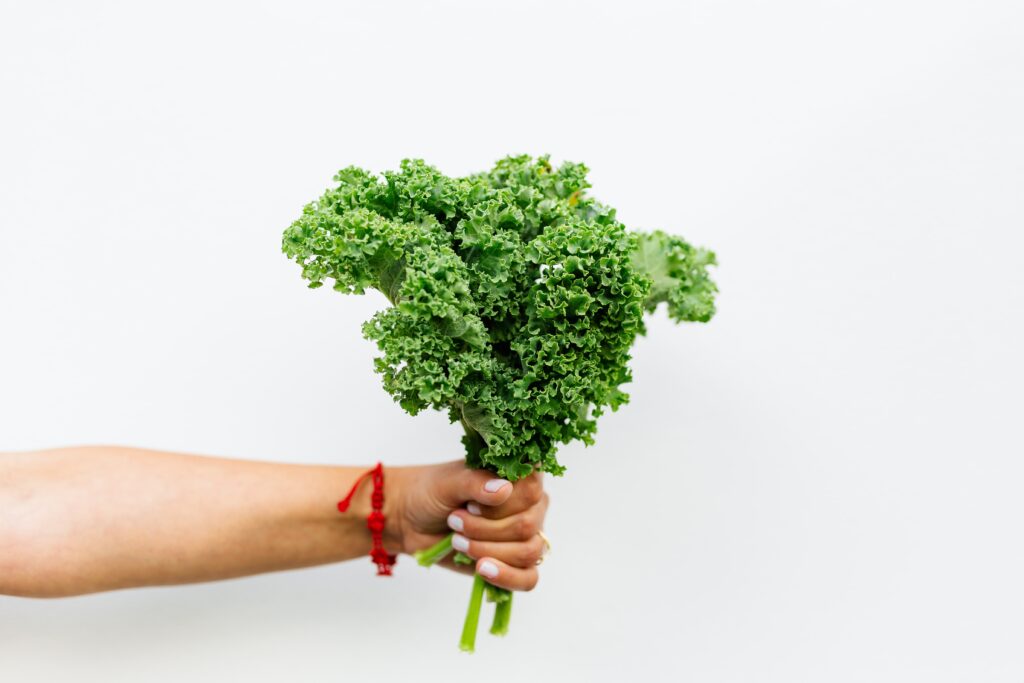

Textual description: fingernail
[484,479,511,493]
[447,513,464,532]
[478,560,499,578]
[466,502,482,516]
[452,534,470,552]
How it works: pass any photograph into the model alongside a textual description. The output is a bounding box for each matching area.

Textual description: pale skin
[0,447,549,598]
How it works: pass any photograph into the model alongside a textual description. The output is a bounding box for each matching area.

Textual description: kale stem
[459,573,487,653]
[412,533,454,567]
[489,591,513,636]
[459,418,488,468]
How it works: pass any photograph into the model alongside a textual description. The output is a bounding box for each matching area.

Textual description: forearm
[0,446,393,597]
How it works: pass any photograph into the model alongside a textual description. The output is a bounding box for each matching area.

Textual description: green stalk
[413,533,454,566]
[419,421,515,650]
[460,573,487,652]
[489,591,513,636]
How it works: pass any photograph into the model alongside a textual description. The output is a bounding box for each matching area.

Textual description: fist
[388,461,549,592]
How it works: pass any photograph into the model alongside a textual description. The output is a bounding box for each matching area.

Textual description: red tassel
[337,462,397,576]
[337,469,373,513]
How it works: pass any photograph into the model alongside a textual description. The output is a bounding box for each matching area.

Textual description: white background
[2,1,1022,681]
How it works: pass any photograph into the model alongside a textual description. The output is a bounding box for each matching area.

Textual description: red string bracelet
[337,462,397,576]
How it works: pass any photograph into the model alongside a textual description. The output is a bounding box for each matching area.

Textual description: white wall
[2,1,1022,681]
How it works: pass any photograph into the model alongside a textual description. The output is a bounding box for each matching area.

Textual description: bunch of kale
[283,155,716,482]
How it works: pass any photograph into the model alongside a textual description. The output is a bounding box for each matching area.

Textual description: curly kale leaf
[283,155,717,480]
[631,230,718,323]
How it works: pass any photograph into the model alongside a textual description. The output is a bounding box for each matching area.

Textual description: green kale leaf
[283,155,716,480]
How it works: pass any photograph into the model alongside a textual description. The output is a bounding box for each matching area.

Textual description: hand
[387,460,549,592]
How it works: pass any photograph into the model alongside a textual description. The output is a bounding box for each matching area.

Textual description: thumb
[435,464,513,509]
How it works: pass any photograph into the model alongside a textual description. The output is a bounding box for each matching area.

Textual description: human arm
[0,446,547,598]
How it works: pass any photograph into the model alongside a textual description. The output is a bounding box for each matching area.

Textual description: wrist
[335,463,406,553]
[381,465,408,551]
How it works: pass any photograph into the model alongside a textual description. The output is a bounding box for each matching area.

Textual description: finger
[476,557,540,592]
[467,471,544,520]
[409,532,481,577]
[434,462,514,509]
[447,493,549,541]
[451,533,546,569]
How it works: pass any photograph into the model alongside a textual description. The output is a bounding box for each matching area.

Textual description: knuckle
[522,479,543,505]
[521,538,544,565]
[523,570,540,592]
[504,536,544,568]
[514,515,537,539]
[531,503,547,526]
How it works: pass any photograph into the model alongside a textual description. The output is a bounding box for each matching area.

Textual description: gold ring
[535,531,551,566]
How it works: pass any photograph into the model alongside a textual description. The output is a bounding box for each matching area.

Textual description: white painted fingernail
[447,513,464,532]
[466,502,482,516]
[484,479,511,493]
[452,534,470,552]
[478,560,499,578]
